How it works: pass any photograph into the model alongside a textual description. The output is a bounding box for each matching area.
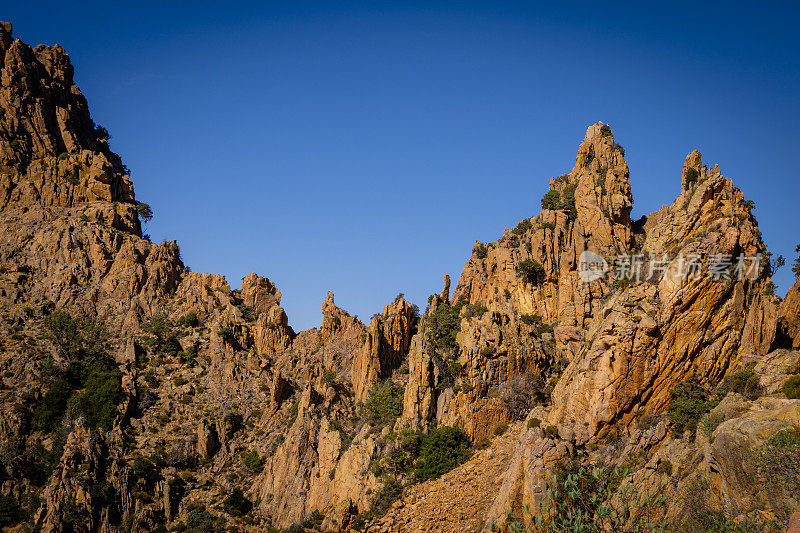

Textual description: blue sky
[6,1,799,330]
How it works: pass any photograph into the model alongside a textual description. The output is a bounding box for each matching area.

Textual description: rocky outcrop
[547,148,772,444]
[352,298,416,401]
[196,419,220,460]
[0,22,139,234]
[241,272,282,317]
[779,277,800,349]
[452,122,632,327]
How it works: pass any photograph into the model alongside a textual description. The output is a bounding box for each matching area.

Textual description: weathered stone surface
[196,419,220,460]
[780,277,800,349]
[352,297,416,401]
[241,272,282,316]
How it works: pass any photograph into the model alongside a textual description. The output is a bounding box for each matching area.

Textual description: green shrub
[493,424,508,436]
[424,296,466,355]
[223,487,252,516]
[176,312,199,328]
[68,368,122,430]
[516,259,545,285]
[17,436,65,486]
[217,326,235,345]
[350,478,403,530]
[136,202,153,223]
[322,369,336,386]
[32,378,72,431]
[541,190,561,210]
[414,426,472,482]
[600,124,612,137]
[539,222,555,230]
[543,425,559,439]
[474,244,488,259]
[656,460,673,476]
[718,367,762,400]
[186,506,219,532]
[34,312,121,431]
[43,310,81,358]
[783,375,800,399]
[362,380,404,428]
[143,369,157,387]
[700,411,726,439]
[527,417,541,429]
[793,243,800,279]
[752,427,800,497]
[236,303,254,322]
[241,450,264,473]
[131,456,158,485]
[94,124,110,140]
[141,315,173,347]
[520,461,666,532]
[463,302,488,320]
[560,183,577,221]
[519,314,553,336]
[683,167,700,185]
[512,218,533,235]
[667,377,710,438]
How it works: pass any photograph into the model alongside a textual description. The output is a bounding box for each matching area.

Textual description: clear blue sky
[6,1,799,330]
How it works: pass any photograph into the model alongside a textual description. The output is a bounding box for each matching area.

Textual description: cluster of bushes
[350,478,403,531]
[176,312,199,328]
[352,426,472,529]
[241,449,265,473]
[424,295,467,356]
[683,167,700,185]
[235,303,253,322]
[783,375,800,399]
[792,243,800,279]
[414,426,472,482]
[519,314,553,337]
[751,427,800,508]
[498,459,665,533]
[31,311,122,431]
[462,302,488,320]
[474,243,488,259]
[141,314,201,366]
[512,218,533,235]
[361,380,404,428]
[516,259,545,285]
[667,368,763,439]
[172,504,225,532]
[0,430,67,488]
[541,189,561,211]
[540,184,577,221]
[222,488,252,517]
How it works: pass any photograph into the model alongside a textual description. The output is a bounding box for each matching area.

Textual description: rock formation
[0,20,798,533]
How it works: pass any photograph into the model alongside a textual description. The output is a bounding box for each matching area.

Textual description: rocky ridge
[0,21,798,533]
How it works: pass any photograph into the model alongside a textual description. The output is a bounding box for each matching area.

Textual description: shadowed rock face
[0,20,798,533]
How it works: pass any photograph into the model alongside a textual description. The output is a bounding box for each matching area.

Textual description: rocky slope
[0,21,799,533]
